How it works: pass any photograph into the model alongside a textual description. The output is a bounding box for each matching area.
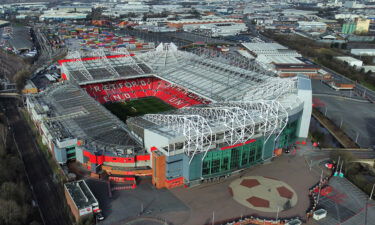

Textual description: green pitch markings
[104,97,175,122]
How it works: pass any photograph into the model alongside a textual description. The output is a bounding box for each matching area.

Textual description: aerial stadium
[26,43,312,189]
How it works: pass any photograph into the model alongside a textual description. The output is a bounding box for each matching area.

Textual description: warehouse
[335,56,363,67]
[183,22,247,37]
[0,20,10,28]
[241,42,301,57]
[40,11,88,21]
[351,49,375,56]
[297,21,327,32]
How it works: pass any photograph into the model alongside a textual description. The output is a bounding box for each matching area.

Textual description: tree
[14,68,31,91]
[0,199,26,225]
[0,182,28,205]
[29,221,41,225]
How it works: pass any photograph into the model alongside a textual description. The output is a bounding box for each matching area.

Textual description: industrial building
[335,56,363,67]
[26,44,312,188]
[182,22,247,37]
[242,43,321,78]
[297,21,327,32]
[0,20,10,28]
[40,11,88,21]
[167,18,244,29]
[241,43,301,58]
[64,180,100,222]
[351,49,375,56]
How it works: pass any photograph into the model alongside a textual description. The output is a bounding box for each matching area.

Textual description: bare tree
[0,122,8,151]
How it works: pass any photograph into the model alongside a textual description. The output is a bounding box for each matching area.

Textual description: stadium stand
[80,77,210,108]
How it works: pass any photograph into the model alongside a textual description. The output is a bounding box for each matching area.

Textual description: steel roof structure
[61,43,297,102]
[54,43,303,159]
[61,49,153,84]
[141,99,292,162]
[32,82,143,155]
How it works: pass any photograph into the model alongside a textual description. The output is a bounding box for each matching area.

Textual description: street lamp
[276,207,280,222]
[370,183,375,200]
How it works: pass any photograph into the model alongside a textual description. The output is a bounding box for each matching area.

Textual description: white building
[351,49,375,56]
[335,14,363,20]
[52,5,93,13]
[297,21,327,32]
[40,11,88,21]
[111,2,150,15]
[183,22,247,37]
[241,43,302,57]
[344,1,365,8]
[335,56,363,67]
[151,5,182,13]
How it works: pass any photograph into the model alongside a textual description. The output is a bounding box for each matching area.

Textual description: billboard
[79,207,92,216]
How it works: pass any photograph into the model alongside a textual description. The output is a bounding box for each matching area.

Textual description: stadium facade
[26,43,312,188]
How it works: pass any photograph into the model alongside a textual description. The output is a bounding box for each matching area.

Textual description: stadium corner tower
[26,43,312,189]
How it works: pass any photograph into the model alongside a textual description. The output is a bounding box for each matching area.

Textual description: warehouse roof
[256,55,304,64]
[241,42,301,57]
[0,20,10,26]
[242,42,288,52]
[274,64,320,69]
[335,56,363,64]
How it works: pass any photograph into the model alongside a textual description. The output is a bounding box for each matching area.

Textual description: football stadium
[26,43,312,189]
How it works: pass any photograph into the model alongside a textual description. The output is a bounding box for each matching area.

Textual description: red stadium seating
[81,77,210,107]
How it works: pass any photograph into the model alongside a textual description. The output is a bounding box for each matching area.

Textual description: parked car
[96,212,104,221]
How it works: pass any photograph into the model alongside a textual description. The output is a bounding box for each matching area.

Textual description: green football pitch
[104,97,175,122]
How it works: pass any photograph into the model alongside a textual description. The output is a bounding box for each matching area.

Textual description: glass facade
[66,146,76,160]
[202,139,263,178]
[200,119,299,179]
[277,120,298,148]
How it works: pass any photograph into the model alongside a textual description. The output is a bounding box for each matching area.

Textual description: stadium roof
[33,82,143,154]
[129,74,307,160]
[60,48,153,85]
[61,43,296,102]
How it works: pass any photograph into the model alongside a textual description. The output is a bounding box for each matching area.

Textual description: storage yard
[47,24,155,51]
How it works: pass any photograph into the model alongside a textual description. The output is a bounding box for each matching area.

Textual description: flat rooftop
[9,26,33,51]
[65,180,97,210]
[241,42,288,52]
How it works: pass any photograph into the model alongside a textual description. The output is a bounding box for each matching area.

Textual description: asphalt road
[3,100,71,225]
[306,59,375,103]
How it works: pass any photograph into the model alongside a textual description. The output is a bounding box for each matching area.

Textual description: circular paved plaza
[228,176,297,213]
